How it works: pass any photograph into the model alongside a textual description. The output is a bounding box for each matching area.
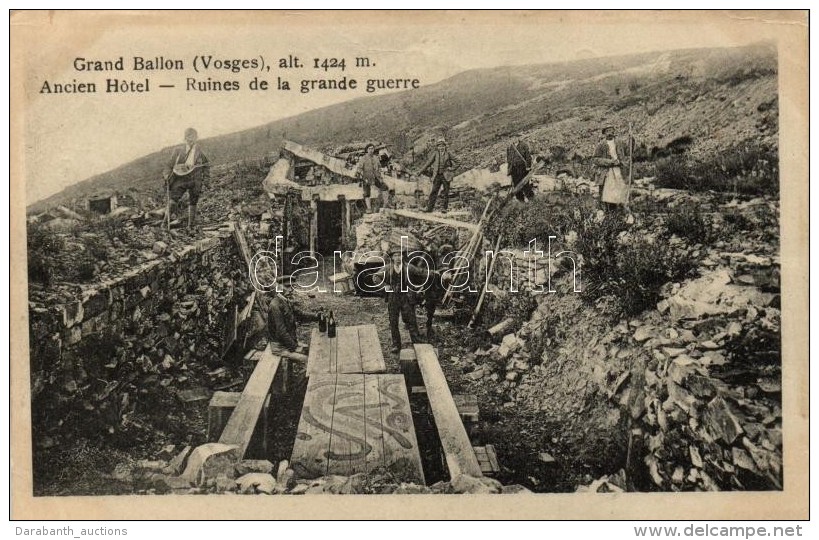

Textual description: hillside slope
[28,43,777,214]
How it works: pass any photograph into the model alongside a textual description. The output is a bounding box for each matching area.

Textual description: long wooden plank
[383,208,479,232]
[336,326,363,374]
[326,374,367,476]
[218,345,281,458]
[289,372,337,479]
[414,344,482,478]
[307,328,331,374]
[377,374,426,484]
[232,221,253,268]
[358,325,387,373]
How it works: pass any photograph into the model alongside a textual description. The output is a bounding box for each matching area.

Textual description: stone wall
[28,231,249,446]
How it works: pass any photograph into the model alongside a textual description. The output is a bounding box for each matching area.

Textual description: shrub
[664,202,718,245]
[655,143,778,196]
[610,237,694,316]
[27,224,65,286]
[557,207,694,317]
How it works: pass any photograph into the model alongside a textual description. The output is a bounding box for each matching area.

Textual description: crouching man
[245,286,318,355]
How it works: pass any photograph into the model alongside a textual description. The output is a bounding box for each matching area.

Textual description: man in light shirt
[356,143,390,213]
[162,127,210,229]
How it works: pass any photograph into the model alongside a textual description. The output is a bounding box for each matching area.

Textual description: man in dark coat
[376,249,430,353]
[415,138,459,213]
[245,288,317,353]
[162,127,210,229]
[507,137,534,202]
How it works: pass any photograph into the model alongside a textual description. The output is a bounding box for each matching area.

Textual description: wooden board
[290,372,423,483]
[336,327,363,374]
[327,374,366,476]
[232,221,253,268]
[383,208,479,232]
[358,325,386,373]
[290,373,338,479]
[300,183,368,202]
[377,374,425,484]
[363,375,388,474]
[307,325,386,375]
[307,328,331,374]
[218,346,280,458]
[414,343,483,478]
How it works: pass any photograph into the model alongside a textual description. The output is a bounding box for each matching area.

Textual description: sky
[15,10,791,205]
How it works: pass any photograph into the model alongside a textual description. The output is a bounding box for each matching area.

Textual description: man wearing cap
[356,143,391,213]
[415,138,460,213]
[162,127,210,229]
[507,136,535,202]
[591,125,631,210]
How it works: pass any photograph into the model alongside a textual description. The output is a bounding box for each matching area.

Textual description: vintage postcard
[9,10,808,520]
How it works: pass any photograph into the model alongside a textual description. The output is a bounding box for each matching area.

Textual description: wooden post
[338,194,348,247]
[309,195,318,258]
[282,191,292,276]
[469,234,503,327]
[344,198,351,239]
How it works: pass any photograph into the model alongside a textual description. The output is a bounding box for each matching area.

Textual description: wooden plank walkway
[414,344,483,478]
[290,372,424,484]
[218,345,281,458]
[306,325,386,375]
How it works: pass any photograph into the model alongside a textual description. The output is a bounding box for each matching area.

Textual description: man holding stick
[591,124,632,212]
[162,127,210,229]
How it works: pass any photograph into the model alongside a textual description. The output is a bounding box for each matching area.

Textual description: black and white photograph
[9,9,808,521]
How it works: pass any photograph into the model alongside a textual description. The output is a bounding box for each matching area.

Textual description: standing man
[356,143,390,213]
[378,249,428,353]
[416,138,459,213]
[507,136,535,202]
[162,127,210,229]
[591,125,631,212]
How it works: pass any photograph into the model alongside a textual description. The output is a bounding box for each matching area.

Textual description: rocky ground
[29,147,781,496]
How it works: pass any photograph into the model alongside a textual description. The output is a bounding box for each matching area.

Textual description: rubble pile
[353,212,394,254]
[29,230,252,448]
[618,259,782,491]
[460,191,781,491]
[111,452,530,495]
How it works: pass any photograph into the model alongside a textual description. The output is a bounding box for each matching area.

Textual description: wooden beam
[309,197,318,258]
[344,198,352,237]
[339,194,348,242]
[414,344,483,478]
[300,183,366,202]
[218,345,281,458]
[383,208,479,232]
[232,221,253,269]
[246,342,308,363]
